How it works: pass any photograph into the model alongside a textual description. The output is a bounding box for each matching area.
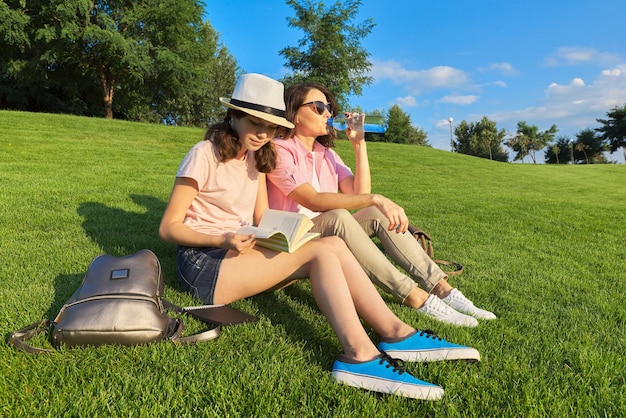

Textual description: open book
[237,209,320,253]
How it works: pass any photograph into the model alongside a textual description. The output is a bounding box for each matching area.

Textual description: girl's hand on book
[222,232,256,254]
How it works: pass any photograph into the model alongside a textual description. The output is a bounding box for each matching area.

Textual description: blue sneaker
[377,330,480,362]
[331,352,444,400]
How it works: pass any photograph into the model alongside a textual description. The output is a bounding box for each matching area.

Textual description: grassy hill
[1,110,624,416]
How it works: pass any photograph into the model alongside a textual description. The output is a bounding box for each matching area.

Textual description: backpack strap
[9,320,55,354]
[162,299,222,345]
[408,224,464,276]
[9,302,221,354]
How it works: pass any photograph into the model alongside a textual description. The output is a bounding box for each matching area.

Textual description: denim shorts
[176,246,229,305]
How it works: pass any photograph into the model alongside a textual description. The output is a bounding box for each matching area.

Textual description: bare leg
[403,287,429,308]
[215,236,393,361]
[313,237,416,341]
[432,279,453,298]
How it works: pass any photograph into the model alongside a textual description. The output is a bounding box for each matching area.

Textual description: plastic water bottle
[327,114,388,133]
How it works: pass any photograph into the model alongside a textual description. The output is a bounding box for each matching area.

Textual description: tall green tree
[506,121,558,163]
[454,116,508,161]
[0,1,25,107]
[280,0,374,110]
[0,0,88,113]
[596,104,626,162]
[375,104,429,145]
[0,0,237,126]
[505,132,528,163]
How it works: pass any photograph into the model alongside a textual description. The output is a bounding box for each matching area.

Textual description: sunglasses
[301,101,333,115]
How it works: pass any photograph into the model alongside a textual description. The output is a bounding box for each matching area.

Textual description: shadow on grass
[77,194,178,286]
[75,194,329,364]
[46,274,84,320]
[7,273,83,351]
[245,289,337,367]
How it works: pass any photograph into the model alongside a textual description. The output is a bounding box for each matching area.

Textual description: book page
[257,209,306,244]
[237,225,274,239]
[236,210,316,252]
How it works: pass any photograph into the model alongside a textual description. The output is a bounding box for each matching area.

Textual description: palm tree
[575,142,589,164]
[551,145,560,164]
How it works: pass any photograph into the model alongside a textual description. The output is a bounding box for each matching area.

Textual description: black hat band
[229,99,286,118]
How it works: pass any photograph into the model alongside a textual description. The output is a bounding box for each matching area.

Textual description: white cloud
[395,96,417,107]
[479,62,519,76]
[543,47,621,67]
[436,118,455,128]
[602,68,622,77]
[545,68,626,111]
[547,77,586,92]
[439,95,479,105]
[487,65,626,131]
[370,59,470,94]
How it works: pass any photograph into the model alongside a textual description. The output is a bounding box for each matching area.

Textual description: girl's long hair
[205,109,277,173]
[282,82,339,148]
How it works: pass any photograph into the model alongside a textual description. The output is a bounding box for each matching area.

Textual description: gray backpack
[10,249,221,353]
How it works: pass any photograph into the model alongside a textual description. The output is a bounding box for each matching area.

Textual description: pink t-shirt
[177,140,259,235]
[267,136,353,213]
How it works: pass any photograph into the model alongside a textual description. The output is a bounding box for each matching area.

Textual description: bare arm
[294,119,407,231]
[346,125,371,194]
[288,182,409,232]
[253,173,269,225]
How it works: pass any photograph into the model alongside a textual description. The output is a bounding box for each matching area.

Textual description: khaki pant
[311,207,447,302]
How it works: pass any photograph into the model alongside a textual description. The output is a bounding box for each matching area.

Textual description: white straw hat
[219,73,294,129]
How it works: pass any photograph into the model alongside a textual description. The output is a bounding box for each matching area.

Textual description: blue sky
[205,0,625,162]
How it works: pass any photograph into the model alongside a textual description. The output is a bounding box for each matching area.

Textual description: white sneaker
[441,289,497,320]
[417,294,478,327]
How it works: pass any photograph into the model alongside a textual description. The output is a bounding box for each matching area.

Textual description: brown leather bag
[408,225,464,276]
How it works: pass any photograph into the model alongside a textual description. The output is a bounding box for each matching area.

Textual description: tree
[372,105,429,145]
[454,116,508,161]
[575,142,589,164]
[596,104,626,162]
[546,130,608,164]
[280,0,374,110]
[129,0,239,126]
[504,132,530,163]
[0,0,237,126]
[506,121,558,163]
[0,0,89,114]
[544,136,572,164]
[552,145,560,165]
[572,128,608,164]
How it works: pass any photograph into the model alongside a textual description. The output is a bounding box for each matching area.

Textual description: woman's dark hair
[205,109,277,173]
[282,82,339,148]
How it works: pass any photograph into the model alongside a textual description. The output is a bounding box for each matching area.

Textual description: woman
[266,82,496,327]
[159,73,479,401]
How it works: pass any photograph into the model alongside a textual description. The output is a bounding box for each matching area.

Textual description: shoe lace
[417,329,443,341]
[378,351,407,375]
[429,296,456,314]
[451,289,475,306]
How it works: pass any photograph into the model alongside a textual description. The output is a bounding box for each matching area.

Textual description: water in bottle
[327,114,387,133]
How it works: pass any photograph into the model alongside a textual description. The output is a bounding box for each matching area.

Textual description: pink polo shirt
[267,136,353,213]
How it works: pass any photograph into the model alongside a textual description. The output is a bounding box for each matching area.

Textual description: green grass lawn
[1,110,625,417]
